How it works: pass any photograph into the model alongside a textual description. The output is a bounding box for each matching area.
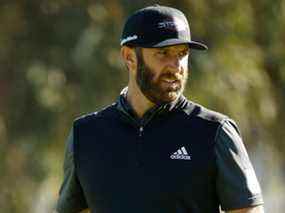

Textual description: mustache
[159,73,182,81]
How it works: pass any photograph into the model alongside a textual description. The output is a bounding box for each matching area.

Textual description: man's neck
[126,84,155,118]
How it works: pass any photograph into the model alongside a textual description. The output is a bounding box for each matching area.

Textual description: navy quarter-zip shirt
[56,94,263,213]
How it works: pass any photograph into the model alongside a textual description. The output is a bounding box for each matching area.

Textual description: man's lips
[159,73,183,89]
[162,78,178,83]
[161,79,180,85]
[161,76,181,84]
[160,78,181,91]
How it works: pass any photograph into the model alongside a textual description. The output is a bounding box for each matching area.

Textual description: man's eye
[157,50,167,56]
[178,50,188,58]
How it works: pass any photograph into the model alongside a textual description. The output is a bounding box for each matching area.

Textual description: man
[56,5,264,213]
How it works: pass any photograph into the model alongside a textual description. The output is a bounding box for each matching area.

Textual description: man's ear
[120,46,137,71]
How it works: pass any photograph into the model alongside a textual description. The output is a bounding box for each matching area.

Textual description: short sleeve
[215,119,264,211]
[56,127,88,213]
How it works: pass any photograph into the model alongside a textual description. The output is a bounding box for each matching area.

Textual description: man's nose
[167,56,182,73]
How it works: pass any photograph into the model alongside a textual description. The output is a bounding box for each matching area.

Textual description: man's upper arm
[56,126,88,213]
[215,119,264,211]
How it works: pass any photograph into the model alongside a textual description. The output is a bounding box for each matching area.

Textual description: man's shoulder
[74,102,118,126]
[183,100,228,124]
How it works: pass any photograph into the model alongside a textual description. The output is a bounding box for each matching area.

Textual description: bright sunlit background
[1,0,284,212]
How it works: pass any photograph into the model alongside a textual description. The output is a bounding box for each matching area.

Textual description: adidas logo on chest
[170,146,191,160]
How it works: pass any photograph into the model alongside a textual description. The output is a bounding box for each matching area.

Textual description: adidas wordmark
[170,146,191,160]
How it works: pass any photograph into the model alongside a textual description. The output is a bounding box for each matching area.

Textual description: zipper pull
[139,126,144,137]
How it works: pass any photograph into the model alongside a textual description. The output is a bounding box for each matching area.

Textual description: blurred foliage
[0,0,284,212]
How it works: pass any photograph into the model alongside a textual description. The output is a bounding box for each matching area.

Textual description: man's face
[135,44,189,105]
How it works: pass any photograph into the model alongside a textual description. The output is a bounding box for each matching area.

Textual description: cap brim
[150,38,208,50]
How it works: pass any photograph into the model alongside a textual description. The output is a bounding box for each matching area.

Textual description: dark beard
[135,48,187,105]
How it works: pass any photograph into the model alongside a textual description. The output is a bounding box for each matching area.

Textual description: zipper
[136,125,144,167]
[139,126,144,137]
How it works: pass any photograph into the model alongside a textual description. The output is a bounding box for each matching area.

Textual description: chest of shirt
[75,115,217,192]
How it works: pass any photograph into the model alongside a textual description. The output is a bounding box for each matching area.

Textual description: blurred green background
[0,0,284,212]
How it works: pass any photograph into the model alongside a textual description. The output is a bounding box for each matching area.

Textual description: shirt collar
[116,87,193,125]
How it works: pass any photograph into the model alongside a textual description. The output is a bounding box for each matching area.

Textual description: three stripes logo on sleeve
[170,146,191,160]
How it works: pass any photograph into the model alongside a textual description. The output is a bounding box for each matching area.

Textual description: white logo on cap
[158,18,187,32]
[120,35,138,45]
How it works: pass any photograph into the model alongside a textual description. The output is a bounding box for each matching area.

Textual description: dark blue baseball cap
[120,5,208,50]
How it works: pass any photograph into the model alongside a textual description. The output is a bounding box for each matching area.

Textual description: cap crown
[121,5,207,50]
